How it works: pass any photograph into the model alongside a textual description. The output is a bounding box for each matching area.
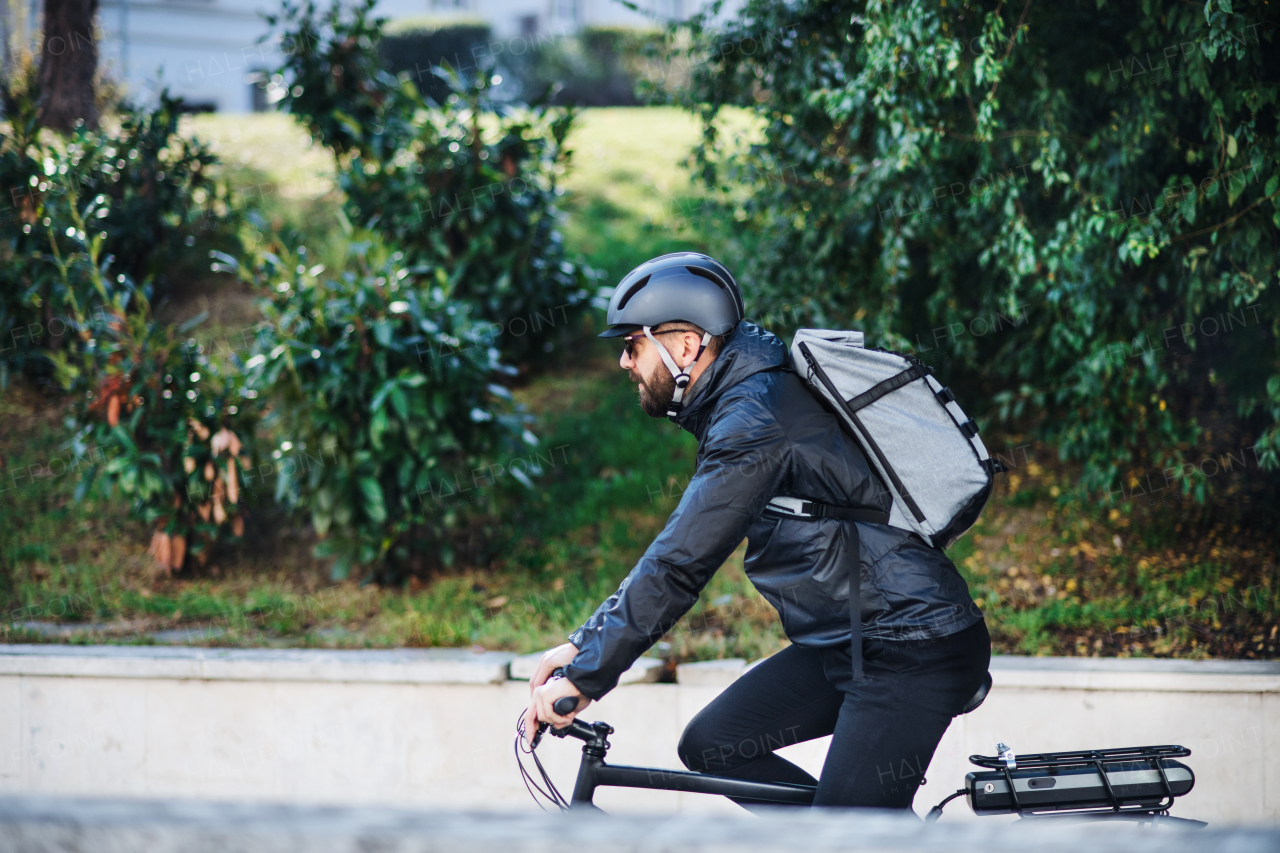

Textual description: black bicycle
[516,669,1204,827]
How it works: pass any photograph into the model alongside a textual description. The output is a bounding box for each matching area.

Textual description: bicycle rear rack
[968,744,1192,818]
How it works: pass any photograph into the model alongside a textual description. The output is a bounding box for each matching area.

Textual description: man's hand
[522,643,590,743]
[529,642,579,692]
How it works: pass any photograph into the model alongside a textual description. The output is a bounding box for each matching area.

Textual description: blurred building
[74,0,725,113]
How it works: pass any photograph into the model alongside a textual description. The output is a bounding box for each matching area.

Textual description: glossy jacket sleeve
[563,399,789,699]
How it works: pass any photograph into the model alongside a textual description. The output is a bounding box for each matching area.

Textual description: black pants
[677,619,991,811]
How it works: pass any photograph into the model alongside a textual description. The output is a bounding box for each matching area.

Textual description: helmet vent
[686,266,744,316]
[686,265,727,288]
[615,275,651,310]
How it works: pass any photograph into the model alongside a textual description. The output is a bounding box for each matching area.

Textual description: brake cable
[514,711,570,811]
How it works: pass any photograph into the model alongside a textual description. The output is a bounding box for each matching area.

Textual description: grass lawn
[1,108,1276,663]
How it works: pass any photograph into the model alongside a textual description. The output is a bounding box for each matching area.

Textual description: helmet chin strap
[644,326,712,419]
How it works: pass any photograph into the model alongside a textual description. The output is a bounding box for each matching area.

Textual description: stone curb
[1,644,1276,691]
[0,644,514,685]
[509,651,665,684]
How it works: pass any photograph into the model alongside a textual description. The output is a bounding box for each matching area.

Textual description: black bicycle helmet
[600,253,745,419]
[598,253,744,339]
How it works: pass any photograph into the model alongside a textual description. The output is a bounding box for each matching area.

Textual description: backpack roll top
[789,329,1004,550]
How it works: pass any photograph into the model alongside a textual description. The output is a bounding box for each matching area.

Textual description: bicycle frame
[543,718,816,808]
[537,719,1206,828]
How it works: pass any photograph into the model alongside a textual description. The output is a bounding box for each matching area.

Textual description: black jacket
[565,321,982,699]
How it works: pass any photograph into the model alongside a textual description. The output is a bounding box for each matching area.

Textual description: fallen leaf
[210,428,231,456]
[147,530,171,573]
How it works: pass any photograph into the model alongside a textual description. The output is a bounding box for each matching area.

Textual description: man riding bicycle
[524,252,990,810]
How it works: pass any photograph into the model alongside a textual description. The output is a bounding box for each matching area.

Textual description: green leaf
[110,425,138,454]
[358,476,387,523]
[370,406,389,450]
[370,379,396,412]
[178,310,209,333]
[389,385,409,421]
[74,465,98,502]
[332,109,363,138]
[312,506,332,537]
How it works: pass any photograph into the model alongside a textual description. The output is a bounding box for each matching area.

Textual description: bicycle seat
[961,672,993,714]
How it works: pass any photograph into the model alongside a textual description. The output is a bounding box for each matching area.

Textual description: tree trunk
[37,0,99,131]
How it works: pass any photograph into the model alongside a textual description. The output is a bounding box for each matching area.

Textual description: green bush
[0,67,233,384]
[266,0,595,367]
[224,227,535,579]
[43,193,256,574]
[675,0,1279,501]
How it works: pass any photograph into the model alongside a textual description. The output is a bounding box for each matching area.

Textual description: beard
[630,365,676,418]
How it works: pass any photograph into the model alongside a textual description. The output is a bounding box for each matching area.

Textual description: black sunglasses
[622,329,686,359]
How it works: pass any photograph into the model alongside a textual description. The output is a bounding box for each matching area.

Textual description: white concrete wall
[0,645,1275,824]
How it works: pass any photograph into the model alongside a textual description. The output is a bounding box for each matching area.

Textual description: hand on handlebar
[523,644,589,744]
[529,642,579,692]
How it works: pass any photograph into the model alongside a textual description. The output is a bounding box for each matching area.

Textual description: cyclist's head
[601,253,744,419]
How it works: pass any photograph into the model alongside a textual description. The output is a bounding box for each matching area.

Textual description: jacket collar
[674,320,789,441]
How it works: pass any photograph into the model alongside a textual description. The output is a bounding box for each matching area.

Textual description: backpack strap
[843,363,931,413]
[764,497,889,681]
[765,496,890,525]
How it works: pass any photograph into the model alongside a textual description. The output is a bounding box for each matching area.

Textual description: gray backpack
[788,329,1005,549]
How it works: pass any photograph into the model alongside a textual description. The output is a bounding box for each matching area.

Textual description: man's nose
[620,348,633,369]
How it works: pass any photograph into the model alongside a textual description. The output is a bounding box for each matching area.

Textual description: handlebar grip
[546,667,577,716]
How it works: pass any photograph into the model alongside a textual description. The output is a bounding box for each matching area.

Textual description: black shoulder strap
[796,501,890,525]
[846,521,864,681]
[765,498,880,680]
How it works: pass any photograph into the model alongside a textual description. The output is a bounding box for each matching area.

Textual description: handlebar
[528,667,581,748]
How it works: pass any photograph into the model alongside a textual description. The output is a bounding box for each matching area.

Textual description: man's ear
[683,332,704,366]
